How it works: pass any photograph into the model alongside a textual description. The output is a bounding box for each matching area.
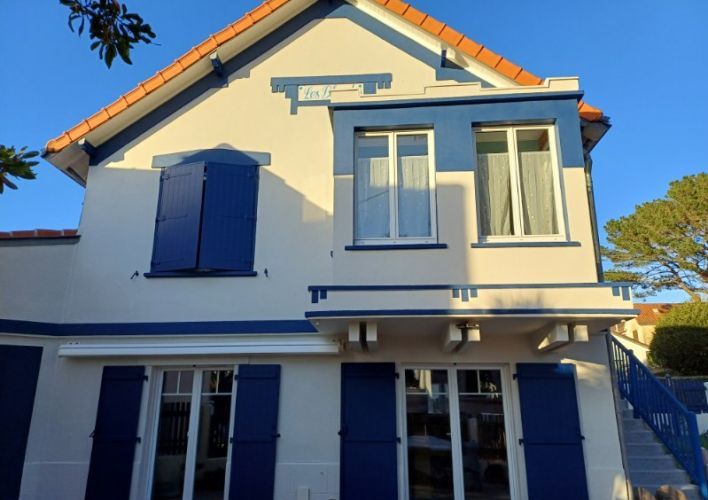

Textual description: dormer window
[474,125,565,241]
[354,130,437,245]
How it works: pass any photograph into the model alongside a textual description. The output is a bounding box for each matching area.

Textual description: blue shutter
[340,363,398,500]
[85,366,145,500]
[516,363,589,500]
[229,364,280,500]
[151,163,204,272]
[0,345,42,500]
[199,164,259,271]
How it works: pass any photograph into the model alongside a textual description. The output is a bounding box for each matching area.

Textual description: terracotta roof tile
[420,16,445,36]
[105,97,129,117]
[385,0,410,16]
[440,26,464,47]
[636,303,674,326]
[44,0,604,155]
[476,47,503,69]
[402,6,426,25]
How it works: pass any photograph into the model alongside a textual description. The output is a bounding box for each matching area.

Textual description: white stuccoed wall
[9,332,628,500]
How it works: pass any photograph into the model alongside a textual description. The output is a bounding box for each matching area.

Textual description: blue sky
[1,0,706,302]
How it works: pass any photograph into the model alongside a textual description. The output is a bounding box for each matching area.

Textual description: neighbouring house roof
[0,229,78,239]
[43,0,605,155]
[635,303,674,326]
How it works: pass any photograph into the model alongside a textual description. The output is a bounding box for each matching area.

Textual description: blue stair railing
[609,335,708,499]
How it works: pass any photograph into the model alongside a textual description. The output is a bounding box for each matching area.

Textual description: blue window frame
[149,162,259,276]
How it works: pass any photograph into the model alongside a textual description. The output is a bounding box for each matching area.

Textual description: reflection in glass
[193,370,233,500]
[356,135,390,239]
[475,130,513,236]
[457,370,510,499]
[152,371,193,500]
[406,369,454,500]
[397,134,431,238]
[516,128,557,235]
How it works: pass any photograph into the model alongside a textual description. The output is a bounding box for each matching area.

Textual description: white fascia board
[58,334,341,357]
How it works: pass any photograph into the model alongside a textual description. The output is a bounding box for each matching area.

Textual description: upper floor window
[150,162,259,274]
[354,130,437,244]
[475,125,564,240]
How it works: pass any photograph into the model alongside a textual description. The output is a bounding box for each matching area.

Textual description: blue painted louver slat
[229,364,281,500]
[340,363,398,500]
[151,163,205,272]
[516,363,589,500]
[84,366,145,500]
[0,345,42,500]
[199,164,259,271]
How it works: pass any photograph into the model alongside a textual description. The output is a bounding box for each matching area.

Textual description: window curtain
[518,151,557,235]
[397,155,431,238]
[477,153,512,236]
[356,157,390,239]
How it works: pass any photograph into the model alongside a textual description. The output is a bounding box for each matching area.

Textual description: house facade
[0,1,638,499]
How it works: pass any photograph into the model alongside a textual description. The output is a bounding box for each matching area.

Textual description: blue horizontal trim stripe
[329,91,585,111]
[144,271,258,278]
[344,243,448,251]
[0,319,317,336]
[151,149,271,168]
[305,308,640,319]
[307,282,634,292]
[471,241,581,248]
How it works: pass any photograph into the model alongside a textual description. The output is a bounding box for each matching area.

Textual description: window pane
[152,371,192,500]
[516,129,558,235]
[355,136,390,239]
[406,369,454,500]
[457,369,510,499]
[457,370,479,394]
[178,370,194,394]
[475,131,513,236]
[193,370,233,500]
[397,134,432,238]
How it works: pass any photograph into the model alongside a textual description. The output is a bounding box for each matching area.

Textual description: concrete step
[628,455,679,471]
[622,416,649,431]
[624,429,659,444]
[626,441,671,457]
[631,469,691,486]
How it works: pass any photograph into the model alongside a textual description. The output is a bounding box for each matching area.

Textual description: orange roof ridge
[44,0,604,154]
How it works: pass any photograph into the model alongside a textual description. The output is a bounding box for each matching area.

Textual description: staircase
[619,399,700,498]
[608,335,708,499]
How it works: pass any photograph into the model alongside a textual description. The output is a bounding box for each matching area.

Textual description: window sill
[470,241,581,248]
[345,243,448,251]
[144,270,258,278]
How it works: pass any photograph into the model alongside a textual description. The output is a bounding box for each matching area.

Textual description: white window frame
[354,129,438,245]
[474,124,567,242]
[142,365,238,500]
[397,364,521,500]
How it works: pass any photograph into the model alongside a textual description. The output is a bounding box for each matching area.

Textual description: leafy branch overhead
[61,0,156,67]
[603,173,707,302]
[0,146,38,194]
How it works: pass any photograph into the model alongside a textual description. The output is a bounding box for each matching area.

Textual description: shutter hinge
[518,438,524,445]
[229,436,233,444]
[512,373,518,380]
[395,372,400,379]
[89,430,96,439]
[136,436,142,444]
[234,374,239,380]
[396,436,401,444]
[144,375,149,382]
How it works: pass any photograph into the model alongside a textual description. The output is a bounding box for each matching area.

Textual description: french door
[148,368,235,500]
[402,367,516,500]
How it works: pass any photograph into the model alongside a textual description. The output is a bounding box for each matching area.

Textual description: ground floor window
[150,368,234,500]
[404,367,512,500]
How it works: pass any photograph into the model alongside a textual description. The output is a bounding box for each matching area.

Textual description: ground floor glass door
[151,368,234,500]
[404,368,512,500]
